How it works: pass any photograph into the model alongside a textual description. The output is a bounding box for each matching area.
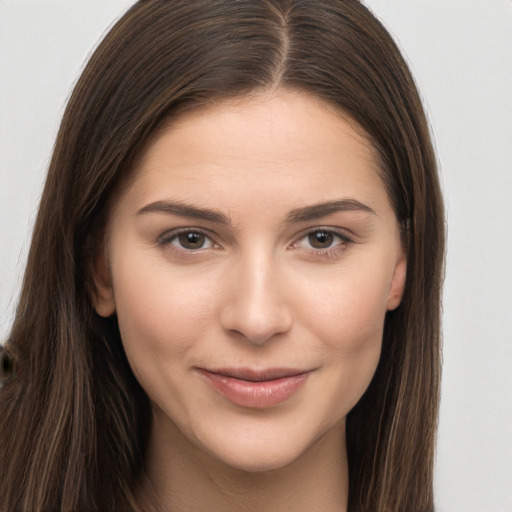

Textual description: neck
[137,412,349,512]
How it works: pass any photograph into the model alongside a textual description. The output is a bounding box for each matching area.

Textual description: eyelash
[156,227,353,258]
[291,228,353,259]
[157,227,217,251]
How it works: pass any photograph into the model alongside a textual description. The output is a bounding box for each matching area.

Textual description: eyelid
[155,225,355,256]
[156,227,219,250]
[290,226,354,253]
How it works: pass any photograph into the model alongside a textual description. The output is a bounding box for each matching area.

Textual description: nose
[220,254,293,346]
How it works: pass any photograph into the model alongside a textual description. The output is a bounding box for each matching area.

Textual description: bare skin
[94,91,406,511]
[139,415,347,512]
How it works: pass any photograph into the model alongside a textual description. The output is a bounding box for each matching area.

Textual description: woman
[0,1,444,511]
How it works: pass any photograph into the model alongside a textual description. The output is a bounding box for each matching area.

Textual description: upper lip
[198,367,312,382]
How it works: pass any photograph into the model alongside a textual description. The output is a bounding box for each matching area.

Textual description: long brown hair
[0,1,444,510]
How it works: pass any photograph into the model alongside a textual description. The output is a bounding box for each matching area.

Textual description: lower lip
[198,370,309,408]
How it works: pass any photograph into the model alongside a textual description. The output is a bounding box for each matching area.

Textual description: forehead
[116,91,392,219]
[143,91,376,166]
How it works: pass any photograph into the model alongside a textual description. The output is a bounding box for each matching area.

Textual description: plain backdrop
[1,1,511,511]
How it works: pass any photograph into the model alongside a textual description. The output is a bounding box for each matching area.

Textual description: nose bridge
[220,246,292,345]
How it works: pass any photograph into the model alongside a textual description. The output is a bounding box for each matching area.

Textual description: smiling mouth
[196,367,312,408]
[210,367,309,381]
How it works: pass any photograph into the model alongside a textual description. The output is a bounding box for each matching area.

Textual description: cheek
[109,250,218,381]
[295,263,391,406]
[298,262,391,345]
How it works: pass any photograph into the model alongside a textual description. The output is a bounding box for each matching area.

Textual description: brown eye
[176,231,208,250]
[308,230,335,249]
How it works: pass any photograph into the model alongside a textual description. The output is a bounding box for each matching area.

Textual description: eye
[307,230,336,249]
[158,229,214,250]
[295,229,351,252]
[174,231,211,250]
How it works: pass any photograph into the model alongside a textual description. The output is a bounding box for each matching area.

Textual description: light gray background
[1,1,511,510]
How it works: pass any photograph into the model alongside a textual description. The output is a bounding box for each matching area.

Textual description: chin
[191,416,341,475]
[207,441,305,473]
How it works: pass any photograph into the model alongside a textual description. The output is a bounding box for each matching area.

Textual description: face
[94,92,406,472]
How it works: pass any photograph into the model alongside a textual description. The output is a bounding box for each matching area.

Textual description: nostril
[220,301,293,346]
[219,261,293,345]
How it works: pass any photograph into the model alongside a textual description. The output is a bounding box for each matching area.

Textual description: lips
[197,367,311,408]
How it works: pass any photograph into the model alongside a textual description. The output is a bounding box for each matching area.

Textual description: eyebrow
[137,200,231,224]
[137,198,376,225]
[286,199,376,223]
